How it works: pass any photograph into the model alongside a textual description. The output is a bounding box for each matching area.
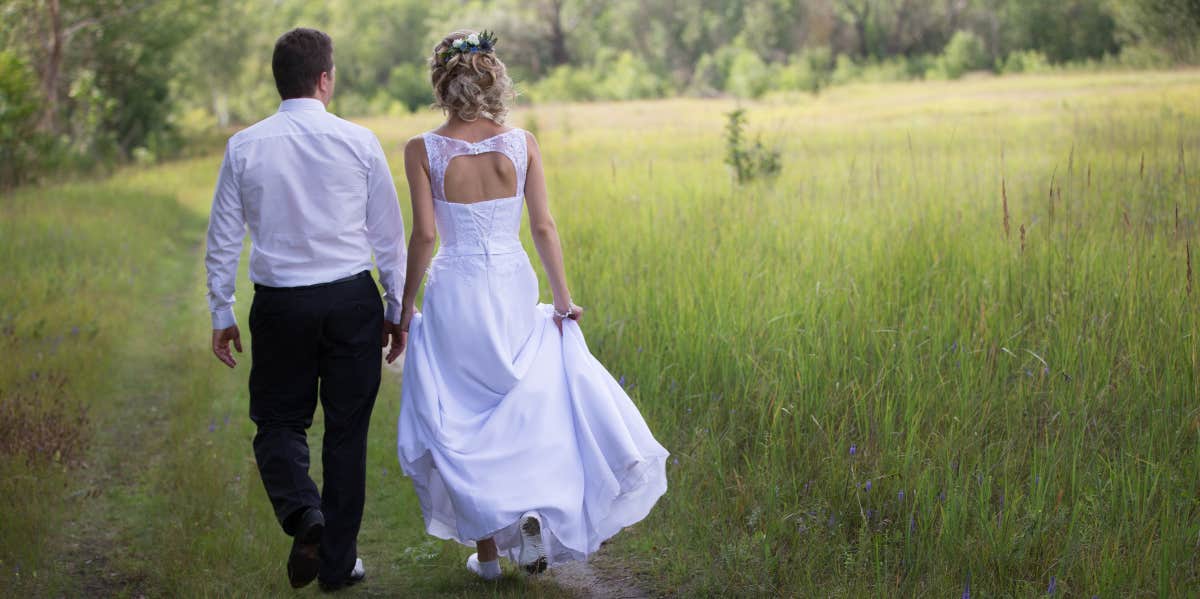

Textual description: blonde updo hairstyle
[430,30,515,124]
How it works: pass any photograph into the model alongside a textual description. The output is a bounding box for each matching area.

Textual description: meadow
[1,69,1197,597]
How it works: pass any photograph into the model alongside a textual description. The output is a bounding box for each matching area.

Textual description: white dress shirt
[205,98,406,329]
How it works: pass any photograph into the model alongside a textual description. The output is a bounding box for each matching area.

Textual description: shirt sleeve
[364,135,407,324]
[205,141,245,330]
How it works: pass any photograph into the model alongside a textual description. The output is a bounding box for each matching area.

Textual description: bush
[388,63,431,113]
[0,51,57,188]
[724,109,781,184]
[857,56,927,83]
[725,47,773,99]
[1001,49,1052,74]
[929,30,991,79]
[831,54,862,86]
[690,46,742,97]
[778,48,835,93]
[1113,44,1174,70]
[602,51,664,101]
[528,65,600,102]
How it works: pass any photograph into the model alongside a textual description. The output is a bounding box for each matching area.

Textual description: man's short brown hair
[272,28,333,100]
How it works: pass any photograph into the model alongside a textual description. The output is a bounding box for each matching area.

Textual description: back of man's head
[272,28,333,100]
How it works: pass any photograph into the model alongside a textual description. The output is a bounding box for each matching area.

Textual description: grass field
[1,69,1198,597]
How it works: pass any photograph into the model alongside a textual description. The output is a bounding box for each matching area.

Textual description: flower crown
[439,31,498,65]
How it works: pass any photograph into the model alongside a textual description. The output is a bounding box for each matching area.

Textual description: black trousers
[248,271,382,583]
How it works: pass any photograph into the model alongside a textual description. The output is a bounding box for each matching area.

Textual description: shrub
[724,109,781,184]
[602,51,664,101]
[690,46,742,97]
[388,63,432,113]
[725,47,773,99]
[930,30,991,79]
[831,54,862,85]
[529,65,600,102]
[1001,50,1052,74]
[0,51,56,188]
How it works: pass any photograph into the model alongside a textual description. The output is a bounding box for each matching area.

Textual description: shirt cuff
[384,300,402,325]
[212,308,237,330]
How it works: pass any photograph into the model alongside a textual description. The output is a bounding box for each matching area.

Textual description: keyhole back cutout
[441,152,518,204]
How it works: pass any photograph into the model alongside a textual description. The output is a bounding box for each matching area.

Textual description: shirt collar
[278,98,327,113]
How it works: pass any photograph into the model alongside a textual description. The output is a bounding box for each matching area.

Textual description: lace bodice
[423,129,528,258]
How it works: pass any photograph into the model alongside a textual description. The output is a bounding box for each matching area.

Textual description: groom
[204,27,407,590]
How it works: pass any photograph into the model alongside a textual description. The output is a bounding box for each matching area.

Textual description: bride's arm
[400,136,436,333]
[524,131,578,320]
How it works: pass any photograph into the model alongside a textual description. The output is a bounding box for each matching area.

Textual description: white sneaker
[518,512,548,574]
[466,553,502,581]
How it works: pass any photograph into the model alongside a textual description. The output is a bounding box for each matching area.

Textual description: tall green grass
[2,69,1197,596]
[485,70,1197,596]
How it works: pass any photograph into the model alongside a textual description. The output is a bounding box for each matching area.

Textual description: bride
[394,29,669,580]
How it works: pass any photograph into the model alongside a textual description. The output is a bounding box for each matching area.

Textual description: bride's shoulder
[403,134,430,165]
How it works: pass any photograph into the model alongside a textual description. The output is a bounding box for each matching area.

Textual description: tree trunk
[37,0,64,133]
[546,0,570,66]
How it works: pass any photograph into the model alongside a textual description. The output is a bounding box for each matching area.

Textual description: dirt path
[549,546,654,599]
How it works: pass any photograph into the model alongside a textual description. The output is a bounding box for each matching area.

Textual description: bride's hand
[553,304,584,334]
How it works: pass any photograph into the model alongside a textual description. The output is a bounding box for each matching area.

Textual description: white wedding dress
[397,129,669,565]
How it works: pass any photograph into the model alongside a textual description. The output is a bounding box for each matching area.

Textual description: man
[204,27,407,590]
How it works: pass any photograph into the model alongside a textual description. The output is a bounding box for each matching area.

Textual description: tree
[1114,0,1200,61]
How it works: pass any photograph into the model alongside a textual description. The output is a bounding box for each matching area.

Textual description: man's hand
[383,320,407,364]
[212,325,243,368]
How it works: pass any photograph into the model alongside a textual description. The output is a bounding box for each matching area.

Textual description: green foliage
[1002,0,1120,63]
[1113,0,1200,61]
[725,46,773,99]
[0,51,54,188]
[929,30,991,80]
[775,48,834,93]
[1001,50,1052,74]
[602,51,665,101]
[528,50,664,103]
[388,63,432,113]
[724,108,780,184]
[2,67,1199,599]
[0,0,1197,184]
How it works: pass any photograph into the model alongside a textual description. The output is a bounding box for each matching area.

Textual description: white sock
[467,553,502,580]
[478,559,501,578]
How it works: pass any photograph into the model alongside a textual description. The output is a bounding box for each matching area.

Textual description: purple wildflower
[618,375,626,388]
[898,490,905,502]
[827,514,836,527]
[208,419,216,433]
[70,326,80,336]
[938,490,947,502]
[1047,576,1056,595]
[908,513,916,532]
[865,508,876,520]
[849,444,857,456]
[672,457,680,466]
[962,581,970,599]
[864,480,872,491]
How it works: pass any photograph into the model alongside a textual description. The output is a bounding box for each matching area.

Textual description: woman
[395,30,669,580]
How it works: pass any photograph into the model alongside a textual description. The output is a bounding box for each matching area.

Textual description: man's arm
[364,135,408,361]
[205,141,246,367]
